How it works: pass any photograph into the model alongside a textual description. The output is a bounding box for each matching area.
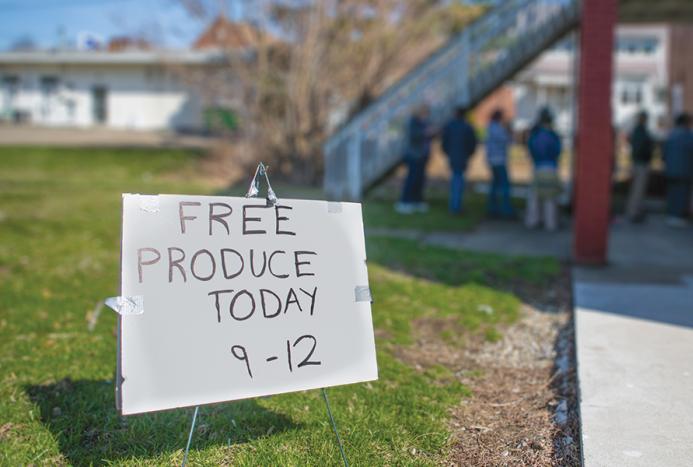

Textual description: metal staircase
[323,0,580,201]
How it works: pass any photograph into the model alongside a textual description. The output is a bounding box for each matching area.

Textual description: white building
[513,24,670,137]
[0,50,226,131]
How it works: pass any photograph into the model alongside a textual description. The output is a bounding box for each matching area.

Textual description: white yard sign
[116,194,377,415]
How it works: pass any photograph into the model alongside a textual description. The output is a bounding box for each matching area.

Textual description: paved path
[0,125,219,149]
[367,219,573,259]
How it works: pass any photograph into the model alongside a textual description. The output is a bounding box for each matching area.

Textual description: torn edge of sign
[138,195,160,213]
[327,201,343,213]
[105,296,144,316]
[354,285,372,303]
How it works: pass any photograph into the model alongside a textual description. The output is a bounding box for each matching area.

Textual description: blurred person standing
[663,112,693,227]
[442,106,477,214]
[396,105,435,214]
[626,111,654,222]
[525,107,562,231]
[485,109,515,218]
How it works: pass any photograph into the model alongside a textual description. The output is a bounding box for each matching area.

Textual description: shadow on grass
[25,378,299,465]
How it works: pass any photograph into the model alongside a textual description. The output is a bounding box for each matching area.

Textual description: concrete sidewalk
[573,218,693,467]
[574,273,693,466]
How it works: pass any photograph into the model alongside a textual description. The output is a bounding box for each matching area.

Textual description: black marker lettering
[137,247,160,283]
[294,251,317,277]
[299,286,318,315]
[231,345,253,378]
[191,249,216,281]
[250,249,267,277]
[260,289,281,318]
[242,205,268,235]
[283,287,303,314]
[221,248,244,279]
[286,339,293,372]
[209,202,232,235]
[208,289,234,323]
[179,201,201,234]
[268,250,289,278]
[167,247,186,283]
[275,205,296,235]
[229,289,255,321]
[293,335,321,367]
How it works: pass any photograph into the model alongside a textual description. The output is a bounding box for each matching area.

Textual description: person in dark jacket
[442,106,477,214]
[663,112,693,227]
[626,111,655,222]
[525,107,562,231]
[396,105,435,214]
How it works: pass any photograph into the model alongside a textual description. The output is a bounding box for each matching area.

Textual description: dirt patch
[392,268,579,465]
[448,269,580,466]
[0,422,15,440]
[451,366,558,465]
[392,317,471,371]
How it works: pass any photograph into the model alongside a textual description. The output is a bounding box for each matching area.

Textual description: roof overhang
[620,0,693,22]
[0,50,230,66]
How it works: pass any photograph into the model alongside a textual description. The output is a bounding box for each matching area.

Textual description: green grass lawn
[0,147,559,465]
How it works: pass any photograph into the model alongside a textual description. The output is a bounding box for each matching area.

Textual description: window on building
[40,76,59,94]
[1,75,20,105]
[620,81,644,105]
[92,86,108,124]
[656,87,667,104]
[2,75,19,91]
[2,75,19,88]
[39,76,59,119]
[616,36,659,55]
[642,38,657,54]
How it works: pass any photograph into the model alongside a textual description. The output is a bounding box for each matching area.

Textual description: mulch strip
[393,266,580,466]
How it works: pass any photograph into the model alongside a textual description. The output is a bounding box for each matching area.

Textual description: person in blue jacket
[525,107,562,231]
[396,105,436,214]
[663,113,693,227]
[442,106,478,214]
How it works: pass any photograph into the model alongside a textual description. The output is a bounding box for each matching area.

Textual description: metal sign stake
[182,406,199,467]
[322,388,350,467]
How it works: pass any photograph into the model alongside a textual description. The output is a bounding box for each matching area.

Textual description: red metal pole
[573,0,618,265]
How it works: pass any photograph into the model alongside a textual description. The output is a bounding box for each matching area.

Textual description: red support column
[573,0,618,265]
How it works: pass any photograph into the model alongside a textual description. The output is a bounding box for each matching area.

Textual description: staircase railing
[323,0,580,200]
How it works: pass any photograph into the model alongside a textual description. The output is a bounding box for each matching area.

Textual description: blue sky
[0,0,246,50]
